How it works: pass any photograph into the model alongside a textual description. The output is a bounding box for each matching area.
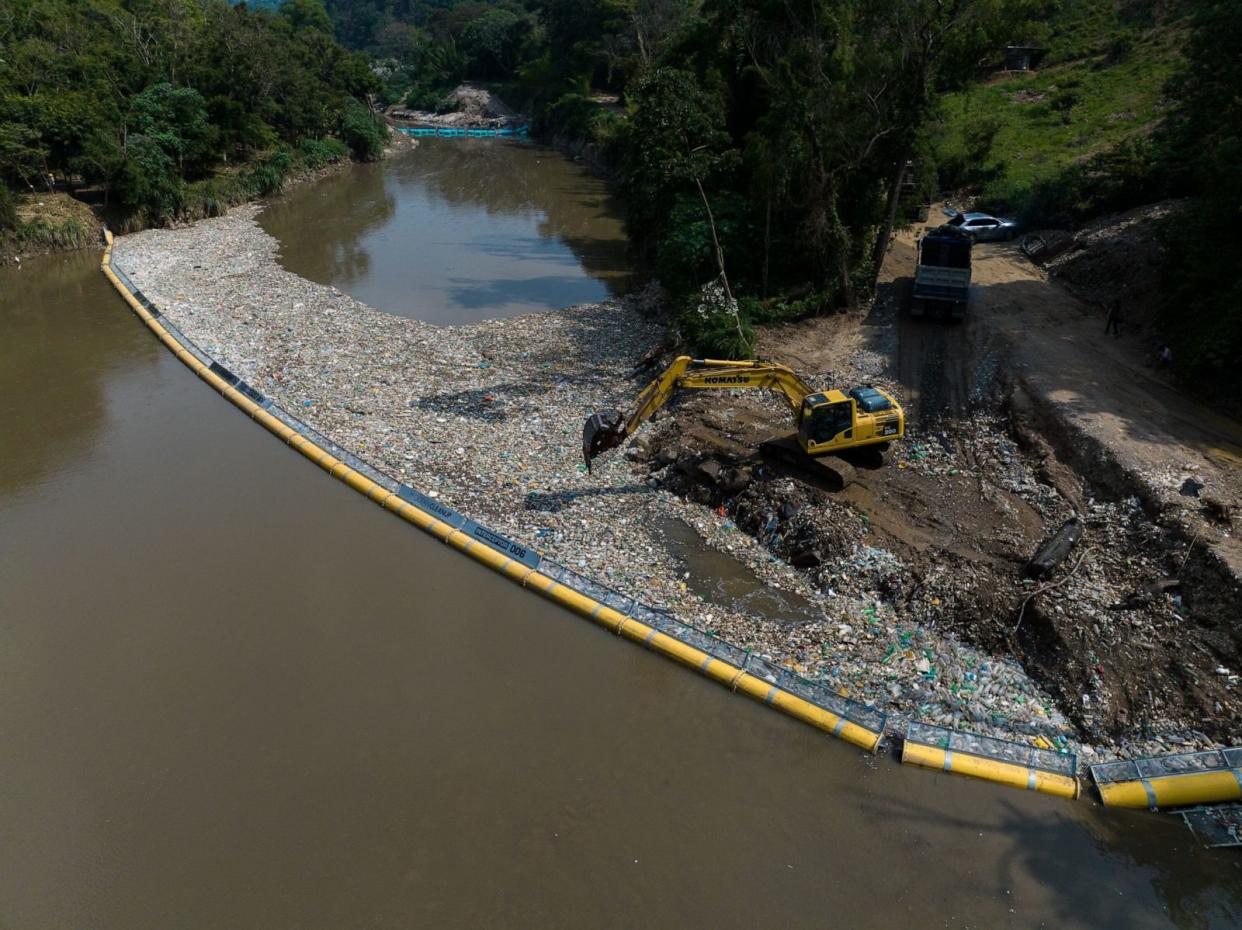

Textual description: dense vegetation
[335,0,1234,388]
[326,0,1044,354]
[933,0,1239,389]
[3,0,1235,389]
[1153,0,1241,388]
[0,0,387,230]
[933,0,1185,222]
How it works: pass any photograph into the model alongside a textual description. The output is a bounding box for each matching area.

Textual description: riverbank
[1,133,414,266]
[16,243,1242,924]
[388,84,526,130]
[112,201,1116,761]
[0,192,102,265]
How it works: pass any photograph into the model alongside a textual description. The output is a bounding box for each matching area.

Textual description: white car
[944,210,1020,242]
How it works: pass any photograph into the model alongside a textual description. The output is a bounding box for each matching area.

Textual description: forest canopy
[3,0,1235,388]
[0,0,387,223]
[329,0,1236,385]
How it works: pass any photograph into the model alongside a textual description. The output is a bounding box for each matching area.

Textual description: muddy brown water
[656,515,823,625]
[259,138,637,324]
[2,248,1242,923]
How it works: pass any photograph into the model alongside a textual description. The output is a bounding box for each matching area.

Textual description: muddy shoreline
[644,229,1241,756]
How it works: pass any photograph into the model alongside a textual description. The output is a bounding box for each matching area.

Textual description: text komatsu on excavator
[583,356,905,486]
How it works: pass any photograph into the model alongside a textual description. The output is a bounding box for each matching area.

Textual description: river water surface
[2,147,1241,928]
[260,139,636,323]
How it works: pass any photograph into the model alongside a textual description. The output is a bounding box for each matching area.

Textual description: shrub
[337,99,388,162]
[246,146,294,196]
[180,176,237,218]
[740,291,833,325]
[1106,27,1138,64]
[117,134,183,221]
[936,116,1002,191]
[675,280,756,359]
[403,85,449,112]
[295,136,349,170]
[0,184,16,231]
[16,217,91,249]
[1003,137,1161,225]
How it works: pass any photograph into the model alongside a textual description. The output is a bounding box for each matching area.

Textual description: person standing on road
[1158,344,1173,369]
[1105,300,1122,337]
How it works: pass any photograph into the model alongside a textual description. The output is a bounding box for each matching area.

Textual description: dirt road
[975,236,1242,562]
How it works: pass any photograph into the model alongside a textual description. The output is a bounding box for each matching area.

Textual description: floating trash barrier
[902,721,1080,798]
[398,124,529,139]
[1092,748,1242,809]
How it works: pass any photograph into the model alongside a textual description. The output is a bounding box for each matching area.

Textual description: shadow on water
[445,273,620,311]
[258,138,640,323]
[859,786,1242,929]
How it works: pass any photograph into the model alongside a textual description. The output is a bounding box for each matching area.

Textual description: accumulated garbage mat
[744,654,888,735]
[1092,747,1242,786]
[906,720,1078,776]
[542,559,887,734]
[1180,805,1242,848]
[266,404,401,493]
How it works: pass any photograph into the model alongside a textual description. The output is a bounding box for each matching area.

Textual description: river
[1,145,1240,928]
[259,139,637,323]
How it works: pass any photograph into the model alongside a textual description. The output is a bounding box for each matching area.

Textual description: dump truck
[582,356,905,489]
[910,224,972,321]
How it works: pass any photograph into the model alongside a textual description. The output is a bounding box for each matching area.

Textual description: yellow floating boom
[901,722,1080,800]
[1092,749,1242,809]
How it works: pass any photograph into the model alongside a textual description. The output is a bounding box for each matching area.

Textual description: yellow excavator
[583,356,905,487]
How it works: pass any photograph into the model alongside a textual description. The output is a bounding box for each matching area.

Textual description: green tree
[129,82,214,177]
[621,67,732,247]
[336,97,388,160]
[1153,0,1242,392]
[280,0,334,35]
[117,134,182,218]
[460,7,529,77]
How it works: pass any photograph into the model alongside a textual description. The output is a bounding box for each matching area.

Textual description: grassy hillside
[934,0,1187,220]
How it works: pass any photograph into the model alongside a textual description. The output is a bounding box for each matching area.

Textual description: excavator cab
[798,394,855,447]
[797,387,903,455]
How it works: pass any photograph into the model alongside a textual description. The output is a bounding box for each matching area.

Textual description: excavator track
[758,435,858,492]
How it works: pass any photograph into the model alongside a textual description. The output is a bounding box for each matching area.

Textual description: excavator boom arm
[584,356,816,469]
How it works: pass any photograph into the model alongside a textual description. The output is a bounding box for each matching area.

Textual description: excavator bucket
[582,409,625,472]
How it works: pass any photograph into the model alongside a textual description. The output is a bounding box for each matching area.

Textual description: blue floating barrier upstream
[397,124,529,140]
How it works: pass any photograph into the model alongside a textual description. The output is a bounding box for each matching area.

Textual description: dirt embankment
[388,84,527,129]
[637,210,1241,752]
[1,192,103,264]
[1026,200,1186,340]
